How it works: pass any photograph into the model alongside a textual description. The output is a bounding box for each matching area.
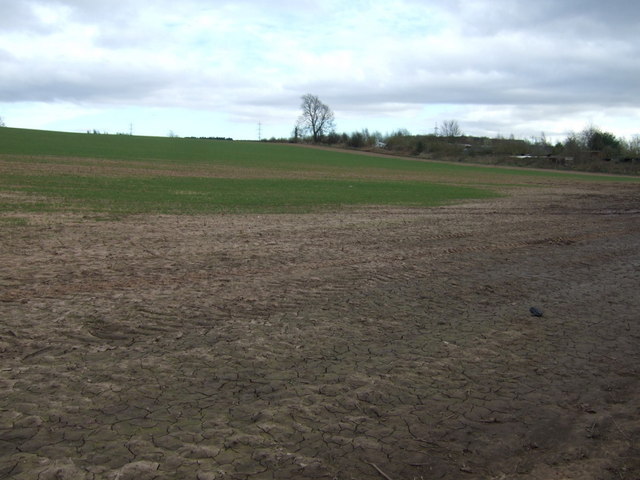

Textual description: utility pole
[129,122,133,136]
[258,121,262,141]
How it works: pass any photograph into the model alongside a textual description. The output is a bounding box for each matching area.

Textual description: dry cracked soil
[1,183,639,480]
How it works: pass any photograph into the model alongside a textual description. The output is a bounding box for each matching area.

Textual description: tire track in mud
[0,185,639,479]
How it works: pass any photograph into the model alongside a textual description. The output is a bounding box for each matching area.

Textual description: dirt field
[1,182,639,479]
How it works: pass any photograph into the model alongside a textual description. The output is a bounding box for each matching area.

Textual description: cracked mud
[1,183,639,479]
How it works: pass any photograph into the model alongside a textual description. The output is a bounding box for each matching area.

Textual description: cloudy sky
[1,0,639,141]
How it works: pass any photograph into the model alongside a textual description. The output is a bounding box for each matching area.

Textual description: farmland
[1,128,636,216]
[0,128,639,479]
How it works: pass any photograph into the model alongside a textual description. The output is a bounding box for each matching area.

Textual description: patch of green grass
[0,174,499,214]
[0,216,28,226]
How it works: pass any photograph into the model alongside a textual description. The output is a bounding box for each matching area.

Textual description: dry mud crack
[1,184,639,479]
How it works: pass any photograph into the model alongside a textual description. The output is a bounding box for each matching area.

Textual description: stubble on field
[1,183,639,479]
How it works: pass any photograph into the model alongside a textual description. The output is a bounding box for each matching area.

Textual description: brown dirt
[1,183,639,479]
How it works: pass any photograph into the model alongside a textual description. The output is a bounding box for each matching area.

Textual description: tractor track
[1,184,639,479]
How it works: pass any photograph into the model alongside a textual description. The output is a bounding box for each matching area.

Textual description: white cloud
[0,0,639,139]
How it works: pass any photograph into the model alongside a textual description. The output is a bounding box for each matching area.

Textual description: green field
[0,127,637,215]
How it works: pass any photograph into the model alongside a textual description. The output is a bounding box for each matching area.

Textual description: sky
[1,0,639,142]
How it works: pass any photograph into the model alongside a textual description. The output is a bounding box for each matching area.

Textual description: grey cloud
[540,0,640,32]
[0,0,54,32]
[438,0,640,35]
[0,57,176,104]
[372,4,640,109]
[47,0,142,22]
[0,48,15,62]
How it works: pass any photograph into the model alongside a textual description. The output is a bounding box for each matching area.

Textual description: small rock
[109,461,159,480]
[37,461,88,480]
[529,307,543,317]
[196,473,217,480]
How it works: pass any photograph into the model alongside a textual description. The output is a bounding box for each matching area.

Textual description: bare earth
[1,183,639,480]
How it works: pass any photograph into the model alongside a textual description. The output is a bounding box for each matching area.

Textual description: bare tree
[625,134,640,156]
[298,94,335,143]
[0,116,5,127]
[439,119,462,137]
[291,124,301,143]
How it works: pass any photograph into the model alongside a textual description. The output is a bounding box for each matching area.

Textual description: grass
[0,216,28,226]
[0,127,637,215]
[0,173,497,214]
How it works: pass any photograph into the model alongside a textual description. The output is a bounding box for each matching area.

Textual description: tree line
[285,94,640,173]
